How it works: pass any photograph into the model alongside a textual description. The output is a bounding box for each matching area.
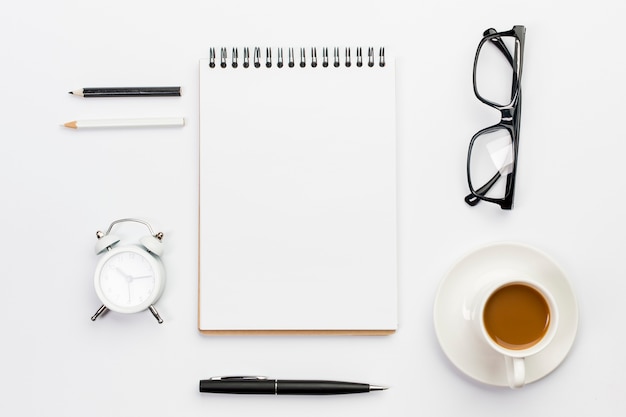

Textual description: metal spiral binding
[208,47,386,69]
[209,48,216,68]
[333,47,340,68]
[243,47,250,68]
[220,47,227,68]
[232,48,238,68]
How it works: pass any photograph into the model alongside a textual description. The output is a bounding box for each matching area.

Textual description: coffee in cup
[483,283,551,350]
[475,278,558,388]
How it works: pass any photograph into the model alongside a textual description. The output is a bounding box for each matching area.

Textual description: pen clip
[209,376,268,381]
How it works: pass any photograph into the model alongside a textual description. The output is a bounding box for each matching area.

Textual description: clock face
[94,246,164,313]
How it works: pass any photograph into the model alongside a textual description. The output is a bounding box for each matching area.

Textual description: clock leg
[148,305,163,324]
[91,305,108,321]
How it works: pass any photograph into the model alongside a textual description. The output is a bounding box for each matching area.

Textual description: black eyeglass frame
[465,25,526,210]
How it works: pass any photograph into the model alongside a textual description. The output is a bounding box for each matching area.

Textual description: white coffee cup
[473,276,559,388]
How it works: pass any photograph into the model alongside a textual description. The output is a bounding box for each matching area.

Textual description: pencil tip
[68,91,73,94]
[63,121,78,129]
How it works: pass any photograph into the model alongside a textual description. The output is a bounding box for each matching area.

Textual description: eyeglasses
[465,25,526,210]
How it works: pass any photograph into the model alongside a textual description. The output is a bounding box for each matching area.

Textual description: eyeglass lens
[469,128,514,201]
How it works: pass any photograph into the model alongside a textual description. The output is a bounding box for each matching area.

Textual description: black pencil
[68,86,181,97]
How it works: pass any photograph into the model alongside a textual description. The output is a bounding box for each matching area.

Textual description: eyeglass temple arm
[484,28,514,68]
[464,171,502,206]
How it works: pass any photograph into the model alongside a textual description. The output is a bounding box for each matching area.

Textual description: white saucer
[433,242,578,387]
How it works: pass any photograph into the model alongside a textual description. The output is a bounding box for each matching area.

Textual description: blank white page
[199,47,396,334]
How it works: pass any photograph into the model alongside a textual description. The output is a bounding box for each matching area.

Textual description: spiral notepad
[198,46,397,335]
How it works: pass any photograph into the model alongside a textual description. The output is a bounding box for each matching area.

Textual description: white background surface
[1,1,625,415]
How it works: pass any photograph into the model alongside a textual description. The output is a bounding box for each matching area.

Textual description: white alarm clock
[90,218,166,323]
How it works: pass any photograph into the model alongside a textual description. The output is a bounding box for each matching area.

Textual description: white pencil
[63,117,185,129]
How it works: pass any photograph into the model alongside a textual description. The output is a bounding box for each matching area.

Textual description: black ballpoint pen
[199,376,388,395]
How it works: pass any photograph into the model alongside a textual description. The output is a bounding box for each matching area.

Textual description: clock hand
[113,266,133,302]
[128,274,153,280]
[115,267,152,282]
[115,266,132,281]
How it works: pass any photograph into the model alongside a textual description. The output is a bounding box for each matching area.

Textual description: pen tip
[369,385,389,391]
